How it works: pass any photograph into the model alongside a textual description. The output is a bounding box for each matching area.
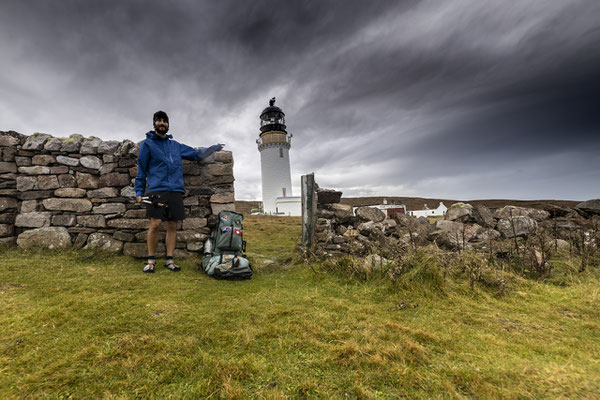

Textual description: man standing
[135,110,224,273]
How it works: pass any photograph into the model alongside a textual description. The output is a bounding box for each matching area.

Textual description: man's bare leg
[147,218,162,255]
[165,220,177,257]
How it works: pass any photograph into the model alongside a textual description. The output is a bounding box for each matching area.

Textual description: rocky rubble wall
[308,184,600,257]
[0,130,235,257]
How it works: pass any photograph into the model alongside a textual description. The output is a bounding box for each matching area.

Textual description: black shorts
[145,191,185,221]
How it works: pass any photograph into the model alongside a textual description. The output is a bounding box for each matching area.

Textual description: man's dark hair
[153,110,169,124]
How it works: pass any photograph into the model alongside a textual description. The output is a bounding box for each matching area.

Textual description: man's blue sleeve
[134,141,149,197]
[180,143,223,161]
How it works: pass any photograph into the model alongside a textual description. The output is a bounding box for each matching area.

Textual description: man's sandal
[164,261,181,272]
[143,262,156,273]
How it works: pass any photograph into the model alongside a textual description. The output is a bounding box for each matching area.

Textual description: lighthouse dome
[260,97,287,133]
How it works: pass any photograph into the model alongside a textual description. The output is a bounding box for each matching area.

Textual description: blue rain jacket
[135,130,222,197]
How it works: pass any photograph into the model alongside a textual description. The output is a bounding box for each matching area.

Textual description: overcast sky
[1,0,599,201]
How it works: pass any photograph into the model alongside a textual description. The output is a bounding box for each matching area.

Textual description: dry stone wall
[305,181,600,258]
[0,130,235,257]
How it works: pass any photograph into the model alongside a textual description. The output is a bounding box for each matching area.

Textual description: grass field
[1,215,600,398]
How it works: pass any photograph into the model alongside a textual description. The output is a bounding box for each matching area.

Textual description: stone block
[0,237,17,247]
[210,192,234,204]
[120,186,136,198]
[113,231,135,242]
[52,214,77,226]
[124,242,163,258]
[103,154,117,163]
[316,188,342,205]
[183,196,199,206]
[15,212,52,228]
[58,174,77,188]
[2,147,16,162]
[87,187,118,198]
[208,175,235,185]
[76,172,99,189]
[214,151,233,163]
[37,175,60,190]
[118,157,136,168]
[0,212,17,224]
[20,200,38,213]
[210,202,235,215]
[22,133,51,151]
[98,141,120,154]
[54,188,87,198]
[0,197,18,211]
[32,155,56,165]
[17,190,53,200]
[60,136,84,152]
[17,176,38,191]
[18,166,51,175]
[73,233,88,248]
[93,203,126,214]
[0,135,20,147]
[77,215,106,228]
[42,198,93,212]
[123,209,146,218]
[207,163,233,176]
[17,227,71,249]
[107,218,149,229]
[80,155,102,170]
[50,166,69,174]
[98,172,130,187]
[56,155,80,167]
[14,156,31,167]
[182,218,208,230]
[85,233,123,252]
[44,138,62,151]
[80,137,103,154]
[128,166,137,177]
[100,163,116,175]
[0,224,14,237]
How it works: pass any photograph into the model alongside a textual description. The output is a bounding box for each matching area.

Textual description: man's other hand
[136,196,142,203]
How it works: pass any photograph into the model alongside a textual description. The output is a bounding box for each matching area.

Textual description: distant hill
[235,197,582,214]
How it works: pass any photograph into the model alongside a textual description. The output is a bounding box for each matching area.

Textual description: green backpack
[201,211,253,280]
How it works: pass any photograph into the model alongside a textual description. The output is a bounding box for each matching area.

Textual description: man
[135,110,224,273]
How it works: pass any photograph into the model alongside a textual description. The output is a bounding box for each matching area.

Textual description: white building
[256,98,301,216]
[407,202,447,217]
[352,199,407,218]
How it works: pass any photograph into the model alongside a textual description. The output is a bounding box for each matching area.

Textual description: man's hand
[136,196,142,203]
[219,143,226,150]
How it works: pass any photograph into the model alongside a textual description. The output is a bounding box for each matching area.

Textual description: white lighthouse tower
[256,98,299,215]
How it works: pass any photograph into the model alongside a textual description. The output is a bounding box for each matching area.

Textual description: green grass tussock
[1,216,600,398]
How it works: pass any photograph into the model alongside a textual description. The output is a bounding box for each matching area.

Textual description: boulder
[316,188,342,205]
[355,206,386,223]
[85,233,123,253]
[331,203,353,222]
[446,202,474,222]
[0,134,21,147]
[576,199,600,216]
[17,227,72,249]
[496,216,537,238]
[473,205,496,228]
[42,198,93,212]
[494,206,549,221]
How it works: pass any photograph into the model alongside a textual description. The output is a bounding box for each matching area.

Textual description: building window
[282,187,286,197]
[279,148,283,158]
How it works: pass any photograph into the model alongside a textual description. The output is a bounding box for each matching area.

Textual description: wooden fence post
[301,173,317,249]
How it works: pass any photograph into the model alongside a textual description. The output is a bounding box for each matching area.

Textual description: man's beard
[155,124,169,135]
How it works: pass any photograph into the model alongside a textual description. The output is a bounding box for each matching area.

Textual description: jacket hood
[145,130,173,140]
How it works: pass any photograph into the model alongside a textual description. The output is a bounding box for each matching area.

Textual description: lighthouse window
[279,148,283,157]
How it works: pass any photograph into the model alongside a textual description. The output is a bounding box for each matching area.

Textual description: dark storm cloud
[1,0,599,200]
